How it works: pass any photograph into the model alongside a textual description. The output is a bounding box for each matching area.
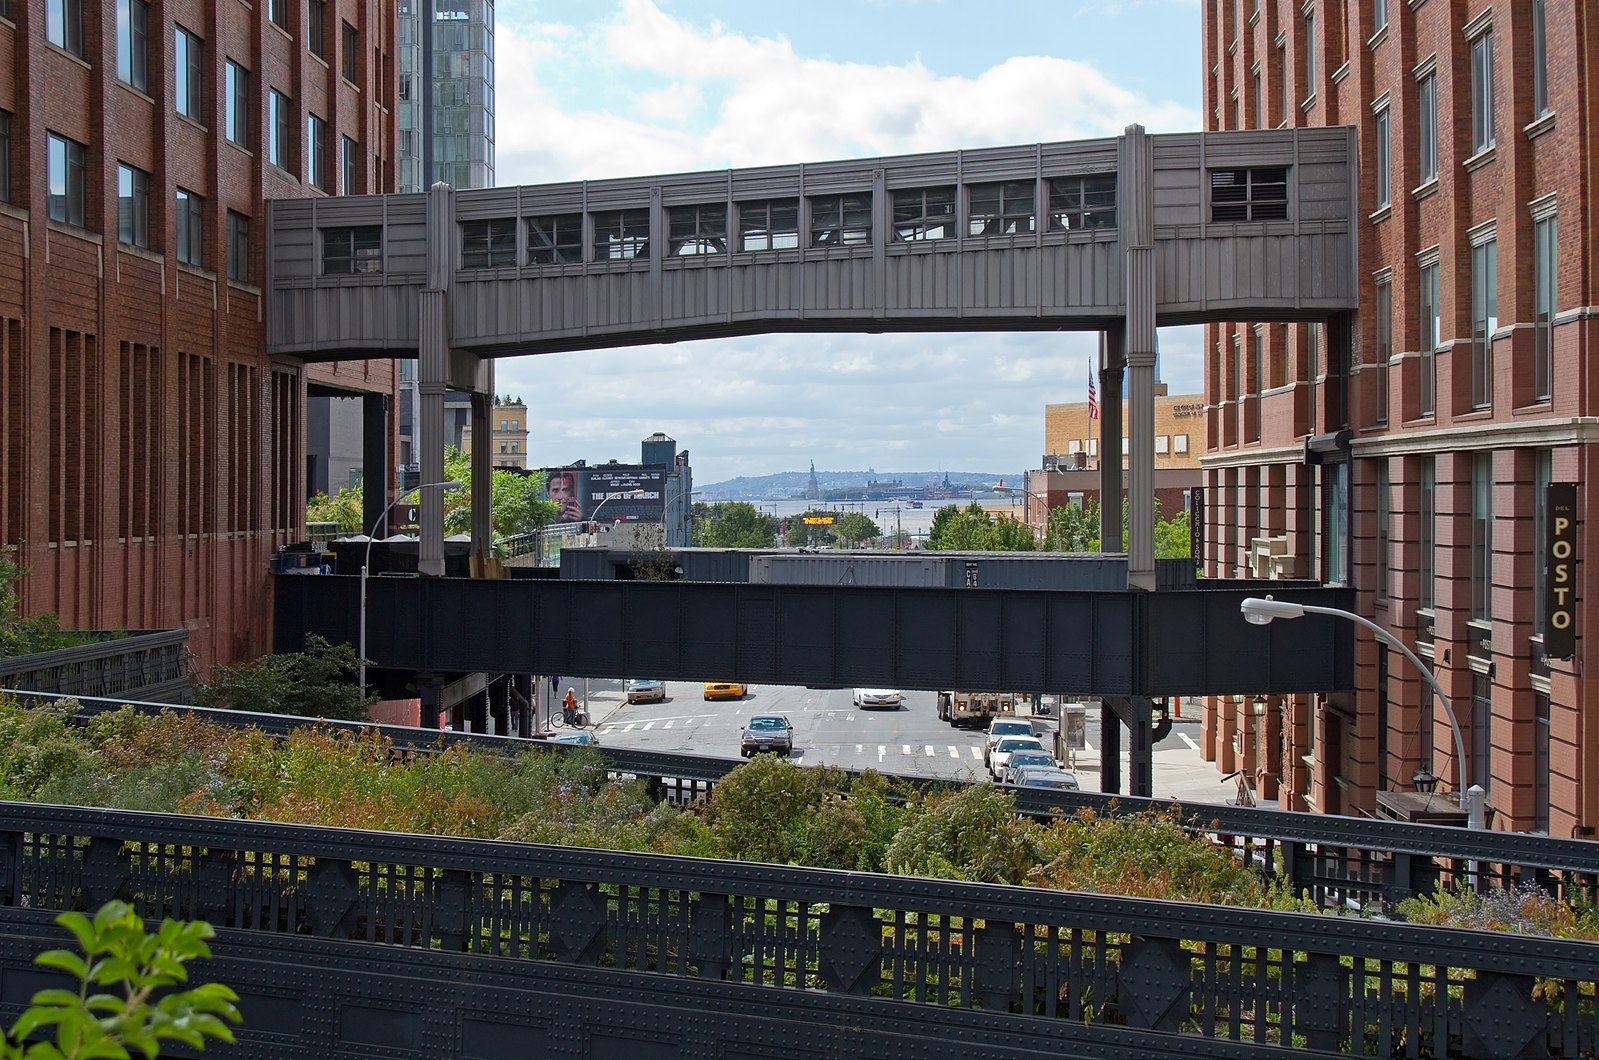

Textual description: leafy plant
[194,634,372,721]
[926,503,1038,552]
[700,502,779,548]
[0,562,107,659]
[884,783,1047,884]
[2,900,240,1059]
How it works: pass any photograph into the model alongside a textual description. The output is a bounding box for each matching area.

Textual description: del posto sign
[1545,482,1578,659]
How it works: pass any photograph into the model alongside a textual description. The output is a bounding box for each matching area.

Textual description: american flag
[1087,360,1099,420]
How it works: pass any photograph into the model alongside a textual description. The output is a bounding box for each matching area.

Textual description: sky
[488,0,1204,484]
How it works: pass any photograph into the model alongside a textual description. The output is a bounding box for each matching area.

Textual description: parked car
[536,731,600,747]
[989,736,1047,781]
[983,718,1037,765]
[852,688,902,710]
[625,679,666,704]
[740,715,793,757]
[1016,768,1080,791]
[704,681,748,701]
[1001,750,1057,784]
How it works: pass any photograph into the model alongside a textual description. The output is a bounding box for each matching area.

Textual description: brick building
[0,2,399,669]
[1201,1,1597,833]
[461,398,528,469]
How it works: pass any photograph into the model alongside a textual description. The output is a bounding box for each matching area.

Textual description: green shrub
[194,634,371,721]
[884,783,1047,885]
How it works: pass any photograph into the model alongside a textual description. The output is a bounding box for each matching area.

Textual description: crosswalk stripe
[971,746,983,760]
[663,720,674,729]
[948,746,959,759]
[923,745,935,757]
[1180,733,1201,752]
[855,744,863,753]
[878,745,887,761]
[642,721,656,731]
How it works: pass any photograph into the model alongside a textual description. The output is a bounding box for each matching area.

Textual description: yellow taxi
[703,681,748,701]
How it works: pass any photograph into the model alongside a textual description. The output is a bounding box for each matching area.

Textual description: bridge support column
[470,383,495,568]
[417,674,443,731]
[1127,696,1154,798]
[1119,124,1157,591]
[1098,325,1124,553]
[1100,699,1122,794]
[418,181,455,578]
[361,393,391,535]
[512,674,533,737]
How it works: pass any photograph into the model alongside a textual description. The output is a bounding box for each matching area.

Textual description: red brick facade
[0,3,399,670]
[1201,1,1598,833]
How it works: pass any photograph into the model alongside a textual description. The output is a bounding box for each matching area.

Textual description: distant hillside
[699,470,1021,501]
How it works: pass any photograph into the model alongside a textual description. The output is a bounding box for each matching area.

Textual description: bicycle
[1222,769,1256,808]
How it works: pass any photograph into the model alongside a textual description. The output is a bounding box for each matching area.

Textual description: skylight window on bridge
[1047,175,1117,231]
[891,187,956,241]
[593,209,650,261]
[526,213,582,265]
[1210,167,1289,222]
[321,225,383,275]
[737,199,799,251]
[967,181,1035,237]
[461,218,517,268]
[809,193,872,247]
[668,204,728,255]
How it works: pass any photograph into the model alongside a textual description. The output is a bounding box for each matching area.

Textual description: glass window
[1471,238,1496,410]
[116,163,149,248]
[117,0,149,91]
[175,25,202,120]
[175,187,203,267]
[461,218,516,268]
[1304,7,1316,93]
[308,113,327,190]
[809,193,871,247]
[1470,30,1495,155]
[1210,167,1288,222]
[309,0,327,58]
[967,182,1034,237]
[1417,72,1437,184]
[342,21,358,80]
[269,90,291,169]
[1472,453,1494,622]
[1375,459,1390,603]
[227,210,250,283]
[1534,692,1550,833]
[1419,458,1436,611]
[48,0,84,56]
[1374,0,1388,32]
[1324,462,1348,585]
[667,204,727,255]
[1279,41,1289,121]
[1047,174,1116,231]
[1418,260,1438,416]
[1374,278,1390,425]
[527,213,582,264]
[1532,0,1549,116]
[0,111,10,205]
[1534,214,1556,402]
[341,135,358,195]
[737,199,799,251]
[592,209,650,260]
[225,61,250,148]
[47,132,86,227]
[1253,69,1263,128]
[322,225,383,274]
[1374,108,1390,208]
[269,0,288,29]
[890,187,956,242]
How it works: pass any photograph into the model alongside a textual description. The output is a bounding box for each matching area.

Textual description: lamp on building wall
[359,480,463,696]
[1412,768,1440,795]
[1240,595,1485,829]
[1251,694,1268,717]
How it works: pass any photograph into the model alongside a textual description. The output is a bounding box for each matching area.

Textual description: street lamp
[359,480,463,696]
[1239,595,1485,829]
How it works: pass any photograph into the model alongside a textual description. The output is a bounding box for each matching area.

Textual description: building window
[1471,237,1496,410]
[667,204,728,255]
[1534,449,1551,637]
[1472,452,1493,621]
[1251,326,1264,426]
[1374,0,1387,33]
[269,90,290,170]
[175,25,202,120]
[342,21,358,80]
[1469,30,1495,155]
[1374,107,1390,208]
[47,0,84,56]
[527,213,582,264]
[46,132,86,227]
[1324,462,1348,585]
[592,209,650,260]
[1418,259,1438,417]
[269,0,288,30]
[1374,459,1390,603]
[967,181,1034,237]
[1047,174,1117,230]
[1278,41,1289,123]
[1419,458,1436,611]
[0,111,11,205]
[890,187,956,242]
[341,136,358,195]
[225,61,250,148]
[1373,276,1391,425]
[308,114,327,190]
[117,0,149,92]
[1534,692,1550,833]
[461,218,517,268]
[308,0,327,58]
[116,163,149,247]
[1471,675,1492,796]
[1532,0,1549,116]
[810,194,872,246]
[227,210,250,283]
[1534,213,1556,402]
[1304,7,1316,94]
[737,199,799,251]
[1210,167,1288,222]
[1417,72,1437,184]
[175,187,203,267]
[322,225,383,274]
[1253,68,1264,128]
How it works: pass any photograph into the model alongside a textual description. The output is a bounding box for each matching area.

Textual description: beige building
[1043,386,1205,472]
[462,399,530,469]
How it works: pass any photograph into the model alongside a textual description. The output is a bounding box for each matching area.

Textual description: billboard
[543,467,667,523]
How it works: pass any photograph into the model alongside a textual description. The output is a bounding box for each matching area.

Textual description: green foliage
[0,562,105,659]
[304,486,365,534]
[441,447,557,540]
[2,900,240,1059]
[623,523,680,582]
[194,634,372,721]
[701,754,893,868]
[926,503,1036,552]
[884,783,1047,884]
[779,510,835,548]
[1038,497,1193,559]
[0,697,92,802]
[831,512,881,547]
[700,502,778,548]
[1396,882,1599,941]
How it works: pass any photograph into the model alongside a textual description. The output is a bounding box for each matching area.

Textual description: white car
[989,736,1047,781]
[852,688,903,710]
[983,718,1036,764]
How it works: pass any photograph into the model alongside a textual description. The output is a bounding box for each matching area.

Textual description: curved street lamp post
[359,480,463,696]
[1239,596,1485,830]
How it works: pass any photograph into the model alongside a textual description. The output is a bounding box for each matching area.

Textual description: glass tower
[398,0,495,194]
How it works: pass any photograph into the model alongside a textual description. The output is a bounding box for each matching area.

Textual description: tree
[832,512,881,547]
[304,487,365,535]
[926,504,1036,552]
[700,503,778,548]
[195,634,372,721]
[1039,497,1193,559]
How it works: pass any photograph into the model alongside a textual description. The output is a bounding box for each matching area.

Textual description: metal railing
[0,630,190,703]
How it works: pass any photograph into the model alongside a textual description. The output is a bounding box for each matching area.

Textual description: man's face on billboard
[549,475,575,503]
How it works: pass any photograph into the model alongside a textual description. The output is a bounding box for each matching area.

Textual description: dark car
[740,715,794,758]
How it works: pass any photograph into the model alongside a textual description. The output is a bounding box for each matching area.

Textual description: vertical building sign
[1188,486,1205,566]
[1546,483,1578,658]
